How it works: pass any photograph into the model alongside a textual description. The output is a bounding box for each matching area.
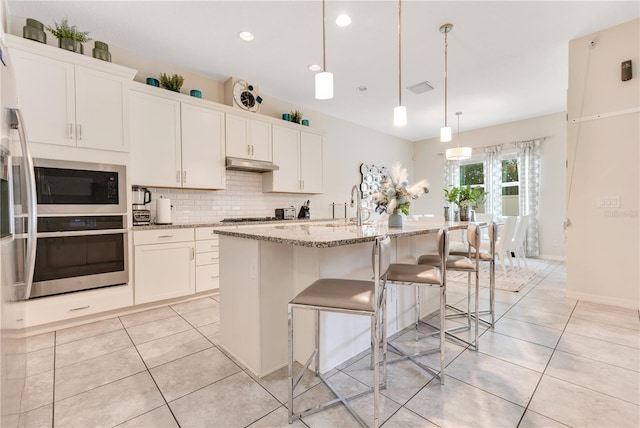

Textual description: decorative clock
[233,80,262,112]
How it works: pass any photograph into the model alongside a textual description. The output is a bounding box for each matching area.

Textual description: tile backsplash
[145,170,316,224]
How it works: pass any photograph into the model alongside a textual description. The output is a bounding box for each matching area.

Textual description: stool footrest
[387,343,443,382]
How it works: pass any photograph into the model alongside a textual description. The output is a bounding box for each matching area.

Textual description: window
[501,158,519,215]
[459,161,485,213]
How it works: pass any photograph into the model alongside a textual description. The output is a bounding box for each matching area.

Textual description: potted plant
[46,18,91,54]
[289,110,303,124]
[159,73,184,92]
[443,185,487,221]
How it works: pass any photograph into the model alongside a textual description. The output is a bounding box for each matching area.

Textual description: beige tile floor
[7,261,640,428]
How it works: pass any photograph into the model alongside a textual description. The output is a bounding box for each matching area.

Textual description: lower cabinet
[134,228,195,304]
[195,227,220,292]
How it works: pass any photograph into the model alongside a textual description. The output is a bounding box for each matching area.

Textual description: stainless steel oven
[30,215,128,298]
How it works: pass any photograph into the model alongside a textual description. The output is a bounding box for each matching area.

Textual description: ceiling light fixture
[315,0,333,100]
[336,14,351,27]
[440,23,453,142]
[308,64,322,71]
[238,31,254,42]
[393,0,406,127]
[445,111,472,160]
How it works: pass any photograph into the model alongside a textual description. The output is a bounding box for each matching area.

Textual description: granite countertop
[213,219,474,248]
[131,218,332,231]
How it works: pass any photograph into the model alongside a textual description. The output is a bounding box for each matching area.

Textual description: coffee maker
[132,185,151,225]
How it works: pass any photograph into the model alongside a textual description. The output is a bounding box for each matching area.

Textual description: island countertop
[213,219,476,248]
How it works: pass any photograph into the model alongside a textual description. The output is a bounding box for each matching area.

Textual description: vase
[459,205,470,222]
[389,211,403,228]
[58,38,84,54]
[444,206,451,221]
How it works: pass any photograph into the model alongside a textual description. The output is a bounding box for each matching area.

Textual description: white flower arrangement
[368,163,429,215]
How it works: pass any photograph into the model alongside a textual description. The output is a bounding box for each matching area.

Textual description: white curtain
[516,139,542,257]
[484,146,502,220]
[443,158,460,188]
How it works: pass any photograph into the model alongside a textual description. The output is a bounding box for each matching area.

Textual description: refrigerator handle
[9,108,37,300]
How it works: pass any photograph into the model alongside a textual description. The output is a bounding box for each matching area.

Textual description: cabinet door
[134,241,195,304]
[11,49,75,147]
[248,119,272,162]
[75,66,127,151]
[130,91,181,187]
[225,114,249,158]
[181,103,226,189]
[300,132,323,193]
[269,125,300,193]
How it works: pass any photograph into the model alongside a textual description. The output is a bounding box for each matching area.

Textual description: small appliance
[132,185,151,226]
[275,207,296,220]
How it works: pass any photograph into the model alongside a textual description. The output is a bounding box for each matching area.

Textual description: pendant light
[446,111,472,160]
[440,23,453,142]
[393,0,407,127]
[315,0,333,100]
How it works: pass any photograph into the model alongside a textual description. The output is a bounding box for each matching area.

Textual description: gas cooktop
[220,217,279,223]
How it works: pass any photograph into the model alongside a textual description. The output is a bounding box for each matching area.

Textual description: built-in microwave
[33,158,127,214]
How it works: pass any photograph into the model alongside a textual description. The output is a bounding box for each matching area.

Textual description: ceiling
[7,1,639,141]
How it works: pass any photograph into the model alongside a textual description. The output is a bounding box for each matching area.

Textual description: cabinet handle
[77,124,82,141]
[69,305,90,312]
[183,170,187,183]
[158,235,174,238]
[176,170,181,183]
[191,248,195,260]
[67,123,73,139]
[247,145,251,156]
[302,180,305,190]
[251,145,254,155]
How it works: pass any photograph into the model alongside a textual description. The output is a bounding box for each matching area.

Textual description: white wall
[412,112,567,260]
[566,19,639,309]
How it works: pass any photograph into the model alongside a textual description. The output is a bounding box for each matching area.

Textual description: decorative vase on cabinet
[389,210,403,228]
[58,37,84,54]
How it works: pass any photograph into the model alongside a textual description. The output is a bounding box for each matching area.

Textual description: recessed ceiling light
[238,31,254,41]
[308,64,322,71]
[356,86,368,92]
[336,14,351,27]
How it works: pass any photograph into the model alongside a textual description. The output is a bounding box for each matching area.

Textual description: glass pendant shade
[445,146,472,160]
[394,105,407,127]
[440,126,452,142]
[315,71,333,100]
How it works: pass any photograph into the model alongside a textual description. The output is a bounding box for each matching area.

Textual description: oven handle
[10,109,37,300]
[36,229,128,238]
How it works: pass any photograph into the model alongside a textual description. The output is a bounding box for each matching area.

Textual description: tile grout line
[51,330,56,428]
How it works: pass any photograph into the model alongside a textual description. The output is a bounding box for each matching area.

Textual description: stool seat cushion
[449,250,493,261]
[387,263,442,285]
[418,254,475,271]
[290,279,375,312]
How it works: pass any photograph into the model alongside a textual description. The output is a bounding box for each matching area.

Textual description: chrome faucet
[350,185,362,226]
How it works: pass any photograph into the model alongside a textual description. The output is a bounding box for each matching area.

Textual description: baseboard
[565,290,640,311]
[538,254,566,261]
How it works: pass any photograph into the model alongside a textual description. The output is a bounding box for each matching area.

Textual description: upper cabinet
[264,124,323,194]
[130,87,226,190]
[225,114,272,162]
[7,36,136,152]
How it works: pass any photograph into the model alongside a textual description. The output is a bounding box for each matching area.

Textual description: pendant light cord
[398,0,402,106]
[322,0,327,72]
[444,29,448,127]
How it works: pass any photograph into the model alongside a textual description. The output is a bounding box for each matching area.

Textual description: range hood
[225,157,279,173]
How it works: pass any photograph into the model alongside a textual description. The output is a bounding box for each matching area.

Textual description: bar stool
[449,221,497,328]
[417,224,481,350]
[384,228,448,383]
[288,236,390,428]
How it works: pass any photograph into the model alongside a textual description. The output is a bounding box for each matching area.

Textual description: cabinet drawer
[196,264,219,292]
[196,239,219,253]
[196,227,221,241]
[134,228,194,245]
[196,252,219,267]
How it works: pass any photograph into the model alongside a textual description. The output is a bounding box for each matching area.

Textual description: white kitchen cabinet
[130,87,226,189]
[225,114,272,162]
[9,39,134,152]
[133,229,195,304]
[195,227,220,292]
[264,124,323,194]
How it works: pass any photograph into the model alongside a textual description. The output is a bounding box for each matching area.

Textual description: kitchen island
[214,219,470,377]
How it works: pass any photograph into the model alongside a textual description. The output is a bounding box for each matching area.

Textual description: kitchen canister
[156,197,172,225]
